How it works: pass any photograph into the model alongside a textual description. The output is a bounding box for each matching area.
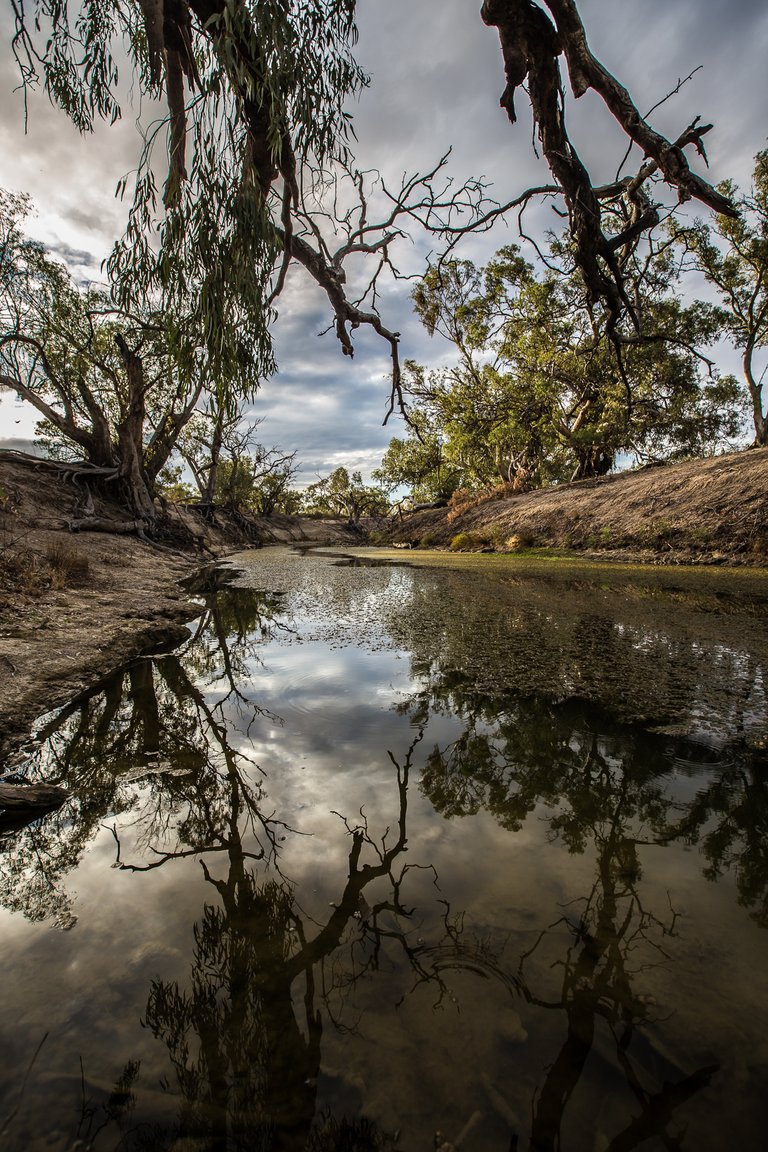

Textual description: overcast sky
[1,0,766,483]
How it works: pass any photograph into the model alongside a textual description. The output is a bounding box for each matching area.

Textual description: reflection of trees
[404,652,768,926]
[516,807,717,1152]
[181,588,293,719]
[0,590,286,927]
[393,666,762,1148]
[662,755,768,928]
[112,734,434,1151]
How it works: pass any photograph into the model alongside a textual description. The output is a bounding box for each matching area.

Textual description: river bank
[381,447,768,563]
[0,453,358,762]
[2,447,768,763]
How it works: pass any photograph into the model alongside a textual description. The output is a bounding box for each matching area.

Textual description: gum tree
[676,152,768,446]
[399,245,741,490]
[0,190,216,526]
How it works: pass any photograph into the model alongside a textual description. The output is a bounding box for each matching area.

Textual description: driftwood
[0,782,69,811]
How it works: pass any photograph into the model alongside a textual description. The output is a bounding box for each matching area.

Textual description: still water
[1,547,768,1152]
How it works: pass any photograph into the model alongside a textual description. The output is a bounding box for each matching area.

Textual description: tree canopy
[380,242,741,497]
[10,1,737,386]
[0,188,219,522]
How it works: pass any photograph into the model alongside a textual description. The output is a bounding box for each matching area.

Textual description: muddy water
[1,547,767,1152]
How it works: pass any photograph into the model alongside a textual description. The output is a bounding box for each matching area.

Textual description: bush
[449,531,491,552]
[504,529,538,551]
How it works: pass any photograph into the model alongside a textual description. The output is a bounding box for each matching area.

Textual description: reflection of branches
[0,590,290,928]
[179,588,291,728]
[660,757,768,928]
[137,731,452,1151]
[476,809,713,1152]
[396,661,730,1148]
[109,653,284,875]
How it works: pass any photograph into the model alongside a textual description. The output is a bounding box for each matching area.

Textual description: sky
[1,0,767,485]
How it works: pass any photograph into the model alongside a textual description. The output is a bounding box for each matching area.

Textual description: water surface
[1,547,767,1152]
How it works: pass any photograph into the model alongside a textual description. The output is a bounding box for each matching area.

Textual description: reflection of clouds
[2,551,768,1147]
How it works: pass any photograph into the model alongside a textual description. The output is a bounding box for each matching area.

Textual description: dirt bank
[382,448,768,563]
[0,453,359,762]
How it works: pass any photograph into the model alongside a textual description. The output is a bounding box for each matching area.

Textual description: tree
[0,190,221,525]
[675,152,768,446]
[373,409,460,505]
[400,244,741,490]
[177,412,299,515]
[9,0,737,409]
[301,467,389,526]
[156,464,198,503]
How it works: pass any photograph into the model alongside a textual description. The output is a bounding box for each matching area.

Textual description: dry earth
[0,453,359,763]
[383,447,768,563]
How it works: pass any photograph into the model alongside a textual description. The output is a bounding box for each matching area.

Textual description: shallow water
[1,547,767,1152]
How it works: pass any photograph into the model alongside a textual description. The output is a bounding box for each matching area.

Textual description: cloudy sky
[1,0,766,483]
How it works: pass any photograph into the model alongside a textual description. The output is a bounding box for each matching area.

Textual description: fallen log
[0,782,69,812]
[69,516,146,535]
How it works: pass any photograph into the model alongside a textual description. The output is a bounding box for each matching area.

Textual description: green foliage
[212,451,300,516]
[675,151,768,444]
[156,466,198,504]
[373,408,461,505]
[301,467,389,524]
[395,243,743,497]
[0,189,222,520]
[449,531,490,552]
[12,1,368,387]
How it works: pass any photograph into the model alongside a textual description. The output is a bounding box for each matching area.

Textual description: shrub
[0,544,46,599]
[504,529,537,551]
[449,531,490,552]
[419,531,441,548]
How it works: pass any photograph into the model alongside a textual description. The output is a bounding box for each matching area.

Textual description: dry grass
[44,540,91,588]
[384,449,768,565]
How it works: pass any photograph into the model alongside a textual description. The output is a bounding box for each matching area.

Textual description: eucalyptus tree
[8,0,738,413]
[398,244,741,491]
[176,410,298,514]
[675,152,768,446]
[373,412,459,506]
[301,466,389,526]
[0,190,221,525]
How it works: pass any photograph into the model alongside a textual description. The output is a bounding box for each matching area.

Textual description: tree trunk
[744,343,767,446]
[204,414,225,505]
[0,783,69,811]
[115,334,157,527]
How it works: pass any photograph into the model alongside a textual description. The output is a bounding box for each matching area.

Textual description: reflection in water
[1,553,767,1151]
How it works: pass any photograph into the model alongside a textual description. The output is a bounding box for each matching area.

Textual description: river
[1,546,767,1151]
